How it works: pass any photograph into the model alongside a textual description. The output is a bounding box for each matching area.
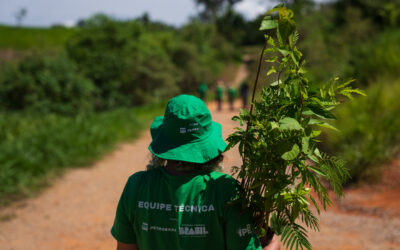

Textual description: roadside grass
[324,78,400,183]
[0,25,76,50]
[0,103,165,205]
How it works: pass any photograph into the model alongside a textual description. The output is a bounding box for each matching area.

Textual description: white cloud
[63,20,76,27]
[235,0,273,19]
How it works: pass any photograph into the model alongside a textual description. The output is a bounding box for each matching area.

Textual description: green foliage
[291,1,400,85]
[0,55,95,114]
[227,5,364,249]
[334,0,400,28]
[66,15,153,108]
[66,15,235,109]
[195,0,242,21]
[216,8,247,46]
[0,103,164,203]
[285,2,400,183]
[324,79,400,182]
[349,29,400,83]
[177,22,237,91]
[0,25,76,50]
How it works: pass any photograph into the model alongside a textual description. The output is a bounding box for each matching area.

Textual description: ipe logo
[180,127,187,134]
[142,222,148,231]
[237,224,252,237]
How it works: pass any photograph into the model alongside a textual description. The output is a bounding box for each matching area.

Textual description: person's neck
[164,163,198,176]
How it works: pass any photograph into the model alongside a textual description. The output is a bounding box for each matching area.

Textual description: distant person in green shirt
[216,81,225,111]
[198,82,208,101]
[111,95,280,250]
[228,86,236,111]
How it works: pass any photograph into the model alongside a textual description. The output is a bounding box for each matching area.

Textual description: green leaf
[311,130,322,137]
[267,36,275,46]
[278,18,296,42]
[290,51,299,67]
[301,137,311,154]
[308,166,326,177]
[339,88,366,99]
[314,148,321,158]
[267,67,277,76]
[270,80,279,86]
[265,56,278,63]
[291,202,300,222]
[270,121,280,130]
[306,103,336,120]
[336,79,355,89]
[315,122,338,131]
[277,48,290,56]
[282,143,300,160]
[260,16,278,30]
[279,117,303,130]
[308,154,319,163]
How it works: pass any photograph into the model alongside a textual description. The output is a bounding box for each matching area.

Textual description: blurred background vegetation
[0,0,399,202]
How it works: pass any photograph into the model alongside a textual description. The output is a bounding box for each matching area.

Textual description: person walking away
[198,82,208,101]
[216,81,225,111]
[240,81,250,109]
[228,86,236,111]
[110,94,280,250]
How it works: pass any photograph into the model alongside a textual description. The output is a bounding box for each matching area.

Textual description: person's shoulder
[126,169,161,186]
[127,170,146,182]
[205,171,240,200]
[207,171,238,187]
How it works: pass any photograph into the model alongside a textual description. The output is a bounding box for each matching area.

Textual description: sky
[0,0,276,27]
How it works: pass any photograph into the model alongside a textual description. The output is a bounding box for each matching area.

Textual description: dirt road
[0,102,242,250]
[0,62,399,249]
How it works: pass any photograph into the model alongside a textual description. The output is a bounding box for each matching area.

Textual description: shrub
[349,29,400,84]
[66,15,236,108]
[324,79,400,182]
[66,15,137,109]
[0,55,96,114]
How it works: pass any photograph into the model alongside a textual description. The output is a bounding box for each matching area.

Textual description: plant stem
[240,41,267,185]
[248,41,268,118]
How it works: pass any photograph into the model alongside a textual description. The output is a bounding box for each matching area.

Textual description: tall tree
[195,0,242,22]
[15,8,27,26]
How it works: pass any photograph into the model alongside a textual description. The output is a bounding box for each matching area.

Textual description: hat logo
[180,127,187,134]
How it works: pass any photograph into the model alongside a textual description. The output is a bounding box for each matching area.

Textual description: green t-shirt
[111,168,261,250]
[228,87,236,98]
[199,83,208,94]
[216,86,225,99]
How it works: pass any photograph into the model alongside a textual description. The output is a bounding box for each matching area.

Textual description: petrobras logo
[142,222,148,231]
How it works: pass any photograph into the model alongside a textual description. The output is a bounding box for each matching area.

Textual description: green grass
[0,103,165,204]
[0,25,76,50]
[324,78,400,183]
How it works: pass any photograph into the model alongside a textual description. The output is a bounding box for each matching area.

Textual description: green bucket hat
[149,94,227,163]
